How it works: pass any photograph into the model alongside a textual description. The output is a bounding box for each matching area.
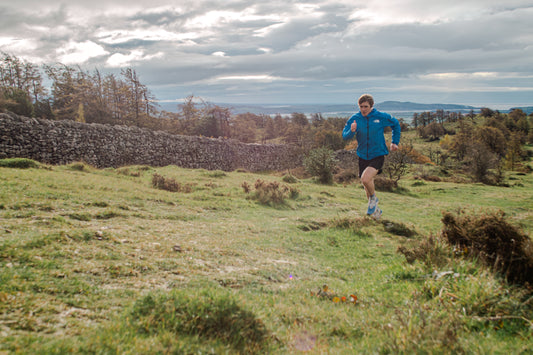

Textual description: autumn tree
[447,121,475,161]
[0,53,47,117]
[505,132,524,170]
[480,107,497,118]
[0,87,33,116]
[475,126,507,158]
[313,130,344,151]
[120,68,158,127]
[230,114,257,143]
[506,109,529,136]
[464,143,499,183]
[197,105,231,137]
[44,64,80,121]
[419,121,445,141]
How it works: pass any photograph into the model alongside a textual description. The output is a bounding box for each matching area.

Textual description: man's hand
[390,143,399,151]
[351,121,357,132]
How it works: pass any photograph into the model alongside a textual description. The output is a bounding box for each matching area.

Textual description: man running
[342,94,401,219]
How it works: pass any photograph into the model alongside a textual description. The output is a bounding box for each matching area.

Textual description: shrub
[383,142,416,182]
[334,168,358,184]
[303,147,337,184]
[241,181,251,193]
[398,209,533,285]
[441,210,533,285]
[374,176,397,192]
[464,144,499,183]
[242,179,299,206]
[0,158,39,169]
[151,173,192,193]
[281,174,298,184]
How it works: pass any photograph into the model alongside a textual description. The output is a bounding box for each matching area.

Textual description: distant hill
[218,101,480,119]
[509,106,533,114]
[375,101,476,111]
[158,100,532,117]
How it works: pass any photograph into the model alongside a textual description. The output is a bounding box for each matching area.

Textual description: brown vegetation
[441,210,533,285]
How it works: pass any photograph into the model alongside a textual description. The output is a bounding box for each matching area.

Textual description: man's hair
[358,94,374,107]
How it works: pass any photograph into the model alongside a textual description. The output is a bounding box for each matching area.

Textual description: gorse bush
[398,209,533,284]
[441,209,533,285]
[127,290,270,353]
[242,179,299,206]
[303,147,337,184]
[151,173,192,193]
[396,210,533,346]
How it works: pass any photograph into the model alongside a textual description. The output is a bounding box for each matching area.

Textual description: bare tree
[383,140,415,183]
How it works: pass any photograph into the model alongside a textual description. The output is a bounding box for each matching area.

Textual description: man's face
[359,102,372,116]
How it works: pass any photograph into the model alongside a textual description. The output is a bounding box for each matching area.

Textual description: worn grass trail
[0,163,531,353]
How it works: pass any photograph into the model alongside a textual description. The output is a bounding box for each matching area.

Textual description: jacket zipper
[366,117,369,159]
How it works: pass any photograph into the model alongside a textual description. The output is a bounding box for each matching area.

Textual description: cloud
[56,41,109,64]
[96,28,199,45]
[106,50,163,67]
[0,0,532,106]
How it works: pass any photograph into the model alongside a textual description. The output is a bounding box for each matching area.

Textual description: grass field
[0,159,532,354]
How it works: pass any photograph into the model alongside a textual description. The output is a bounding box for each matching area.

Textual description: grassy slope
[0,161,532,354]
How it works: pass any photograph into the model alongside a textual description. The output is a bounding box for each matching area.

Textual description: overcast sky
[1,0,532,108]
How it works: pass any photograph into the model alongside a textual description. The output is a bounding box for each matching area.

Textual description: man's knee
[360,175,371,186]
[360,168,377,185]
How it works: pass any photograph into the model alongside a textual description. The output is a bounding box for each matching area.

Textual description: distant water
[316,109,480,123]
[320,111,417,120]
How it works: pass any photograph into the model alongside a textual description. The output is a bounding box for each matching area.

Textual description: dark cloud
[1,0,532,107]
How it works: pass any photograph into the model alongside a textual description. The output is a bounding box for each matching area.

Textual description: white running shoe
[371,208,382,220]
[366,195,379,215]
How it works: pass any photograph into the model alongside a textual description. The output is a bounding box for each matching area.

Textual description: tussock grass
[242,178,299,206]
[0,157,40,169]
[0,160,532,353]
[126,289,271,353]
[151,172,193,192]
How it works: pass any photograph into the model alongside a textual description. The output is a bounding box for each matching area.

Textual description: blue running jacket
[342,108,401,160]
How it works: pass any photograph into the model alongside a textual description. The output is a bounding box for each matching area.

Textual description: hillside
[0,159,532,353]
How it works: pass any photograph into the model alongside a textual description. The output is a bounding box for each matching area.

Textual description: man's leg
[360,166,379,200]
[361,166,381,217]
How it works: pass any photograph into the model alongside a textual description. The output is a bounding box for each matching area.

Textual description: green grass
[0,160,532,354]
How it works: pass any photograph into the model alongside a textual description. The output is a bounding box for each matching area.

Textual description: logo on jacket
[373,119,379,123]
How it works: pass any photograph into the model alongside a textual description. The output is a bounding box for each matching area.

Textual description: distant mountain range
[158,100,533,117]
[376,101,476,111]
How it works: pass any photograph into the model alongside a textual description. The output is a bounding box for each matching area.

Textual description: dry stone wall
[0,112,304,171]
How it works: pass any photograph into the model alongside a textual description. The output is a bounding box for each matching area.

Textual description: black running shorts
[358,156,385,178]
